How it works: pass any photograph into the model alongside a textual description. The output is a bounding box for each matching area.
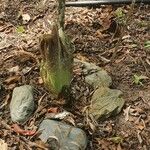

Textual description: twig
[38,93,47,106]
[20,136,48,150]
[0,119,11,130]
[139,57,150,76]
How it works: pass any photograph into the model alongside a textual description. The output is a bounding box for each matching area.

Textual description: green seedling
[144,41,150,48]
[115,8,125,18]
[108,136,123,144]
[16,26,25,33]
[133,74,148,86]
[137,21,148,27]
[115,8,126,24]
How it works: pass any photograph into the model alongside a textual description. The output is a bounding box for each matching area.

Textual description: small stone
[89,86,125,120]
[38,119,88,150]
[85,69,112,88]
[10,85,35,123]
[74,60,112,88]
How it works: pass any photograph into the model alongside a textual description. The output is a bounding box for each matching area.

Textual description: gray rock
[89,86,125,120]
[10,85,35,123]
[38,119,88,150]
[74,59,112,88]
[85,70,112,88]
[74,59,124,120]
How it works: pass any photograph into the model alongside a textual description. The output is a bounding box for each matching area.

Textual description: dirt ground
[0,0,150,149]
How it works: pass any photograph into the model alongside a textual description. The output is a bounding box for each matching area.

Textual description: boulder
[89,86,125,120]
[38,119,88,150]
[10,85,35,123]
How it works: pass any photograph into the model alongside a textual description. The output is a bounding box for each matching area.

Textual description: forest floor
[0,0,150,149]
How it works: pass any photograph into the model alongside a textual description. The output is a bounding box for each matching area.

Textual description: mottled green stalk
[40,24,73,97]
[57,0,65,30]
[39,0,73,97]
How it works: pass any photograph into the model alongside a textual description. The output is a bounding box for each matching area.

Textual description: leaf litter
[0,0,150,149]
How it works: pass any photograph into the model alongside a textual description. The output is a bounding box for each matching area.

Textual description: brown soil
[0,0,150,149]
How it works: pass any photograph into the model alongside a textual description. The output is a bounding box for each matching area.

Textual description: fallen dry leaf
[0,139,8,150]
[11,124,36,136]
[22,66,33,75]
[135,123,145,131]
[123,106,131,121]
[0,94,11,109]
[47,107,59,113]
[38,77,43,84]
[96,139,109,150]
[4,75,21,84]
[117,143,122,150]
[33,140,49,150]
[22,14,31,22]
[137,130,143,144]
[8,66,19,73]
[7,83,16,90]
[54,111,70,120]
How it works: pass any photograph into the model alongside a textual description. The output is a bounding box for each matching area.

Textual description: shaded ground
[0,0,150,149]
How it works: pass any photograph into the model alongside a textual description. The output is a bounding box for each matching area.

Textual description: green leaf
[144,41,150,48]
[131,44,137,48]
[115,8,126,24]
[108,136,123,144]
[133,74,148,85]
[16,26,25,33]
[115,8,125,18]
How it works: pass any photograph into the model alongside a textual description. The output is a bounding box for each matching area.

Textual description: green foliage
[16,26,25,33]
[137,21,148,27]
[133,74,148,85]
[115,8,126,24]
[40,61,72,95]
[115,8,125,18]
[144,41,150,48]
[108,136,123,144]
